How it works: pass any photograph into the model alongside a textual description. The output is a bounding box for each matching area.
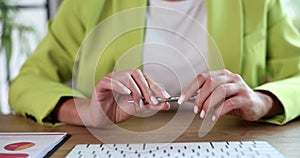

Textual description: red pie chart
[4,142,35,151]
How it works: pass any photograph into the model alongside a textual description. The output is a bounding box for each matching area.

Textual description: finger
[110,72,143,107]
[196,75,232,110]
[132,101,149,113]
[222,95,261,121]
[200,86,225,120]
[179,70,231,105]
[178,72,209,105]
[146,77,171,99]
[131,69,158,105]
[96,77,131,95]
[211,102,225,122]
[200,83,241,118]
[116,97,149,116]
[194,74,228,113]
[195,70,241,112]
[219,96,244,118]
[193,90,201,113]
[128,76,144,107]
[147,102,171,111]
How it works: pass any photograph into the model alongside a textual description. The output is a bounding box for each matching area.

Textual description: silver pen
[128,94,197,104]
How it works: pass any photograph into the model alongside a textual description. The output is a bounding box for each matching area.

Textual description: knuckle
[132,69,142,76]
[151,83,160,91]
[219,84,227,92]
[222,69,230,74]
[125,72,132,78]
[96,77,110,90]
[197,73,207,81]
[98,77,109,85]
[248,95,256,104]
[207,77,215,85]
[226,98,236,108]
[233,73,242,81]
[107,72,114,77]
[135,69,142,74]
[224,69,231,74]
[244,94,253,103]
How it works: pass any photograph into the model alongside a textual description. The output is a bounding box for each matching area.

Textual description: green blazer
[9,0,300,126]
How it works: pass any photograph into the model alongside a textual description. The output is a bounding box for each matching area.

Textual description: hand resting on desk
[179,69,284,122]
[53,69,170,128]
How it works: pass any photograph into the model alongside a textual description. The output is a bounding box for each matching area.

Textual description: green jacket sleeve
[9,0,87,126]
[255,0,300,125]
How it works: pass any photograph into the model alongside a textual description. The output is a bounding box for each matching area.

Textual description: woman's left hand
[178,69,282,122]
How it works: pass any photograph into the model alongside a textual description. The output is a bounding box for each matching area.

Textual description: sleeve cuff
[254,78,300,125]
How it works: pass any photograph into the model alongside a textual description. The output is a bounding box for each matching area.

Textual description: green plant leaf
[1,0,39,83]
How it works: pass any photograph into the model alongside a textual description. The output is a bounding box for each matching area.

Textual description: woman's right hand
[76,69,171,128]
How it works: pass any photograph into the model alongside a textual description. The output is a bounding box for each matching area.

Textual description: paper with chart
[0,132,69,158]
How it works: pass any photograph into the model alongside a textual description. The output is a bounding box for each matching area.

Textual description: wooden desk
[1,112,300,158]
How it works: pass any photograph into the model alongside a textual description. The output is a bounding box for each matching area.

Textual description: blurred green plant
[0,0,37,83]
[0,0,38,113]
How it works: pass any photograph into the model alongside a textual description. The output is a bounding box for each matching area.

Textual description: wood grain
[1,111,299,158]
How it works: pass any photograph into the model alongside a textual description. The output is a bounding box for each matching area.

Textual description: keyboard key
[65,141,285,158]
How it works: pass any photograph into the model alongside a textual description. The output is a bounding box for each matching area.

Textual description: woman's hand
[53,69,171,128]
[178,69,283,122]
[81,69,171,128]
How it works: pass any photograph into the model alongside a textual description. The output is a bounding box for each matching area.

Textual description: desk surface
[1,112,300,158]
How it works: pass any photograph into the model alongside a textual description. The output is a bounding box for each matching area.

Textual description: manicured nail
[193,106,198,114]
[166,103,171,110]
[162,91,171,98]
[177,95,185,105]
[212,115,216,122]
[200,110,205,119]
[139,99,144,108]
[150,96,158,105]
[123,87,131,95]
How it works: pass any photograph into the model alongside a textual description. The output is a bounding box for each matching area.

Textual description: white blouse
[143,0,208,96]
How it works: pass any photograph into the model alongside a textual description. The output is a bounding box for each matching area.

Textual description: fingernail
[166,103,171,110]
[200,110,205,119]
[123,87,131,95]
[193,106,198,114]
[162,91,171,98]
[177,95,185,105]
[150,96,158,105]
[139,99,144,108]
[212,115,216,122]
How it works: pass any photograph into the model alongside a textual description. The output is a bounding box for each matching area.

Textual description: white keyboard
[65,141,285,158]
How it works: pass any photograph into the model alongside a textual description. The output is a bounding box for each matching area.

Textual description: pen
[128,94,197,104]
